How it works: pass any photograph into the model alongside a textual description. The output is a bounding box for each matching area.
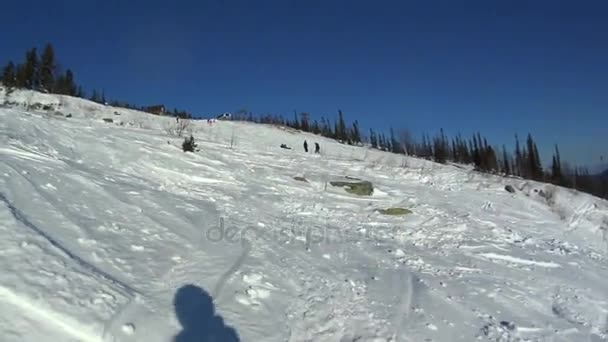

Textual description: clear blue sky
[2,0,607,168]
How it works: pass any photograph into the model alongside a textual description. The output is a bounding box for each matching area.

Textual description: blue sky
[2,0,607,168]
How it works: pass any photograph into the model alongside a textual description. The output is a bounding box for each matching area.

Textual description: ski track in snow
[476,252,562,268]
[0,286,103,342]
[0,192,138,297]
[1,89,608,341]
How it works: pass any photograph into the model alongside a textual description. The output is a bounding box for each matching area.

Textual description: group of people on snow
[303,140,320,154]
[280,140,320,153]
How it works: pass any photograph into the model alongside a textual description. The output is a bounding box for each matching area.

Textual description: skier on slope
[315,142,320,154]
[303,140,308,153]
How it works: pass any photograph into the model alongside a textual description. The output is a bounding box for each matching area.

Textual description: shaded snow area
[1,89,608,341]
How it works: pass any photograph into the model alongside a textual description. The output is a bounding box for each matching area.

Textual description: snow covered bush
[166,118,191,137]
[182,135,197,152]
[132,117,152,130]
[539,185,557,206]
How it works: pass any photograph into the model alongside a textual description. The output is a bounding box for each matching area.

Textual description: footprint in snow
[42,183,57,190]
[482,201,494,211]
[171,255,183,262]
[77,238,97,246]
[122,323,136,335]
[235,273,275,308]
[130,245,145,252]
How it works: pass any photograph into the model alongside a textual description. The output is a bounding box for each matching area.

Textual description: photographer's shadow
[173,284,240,342]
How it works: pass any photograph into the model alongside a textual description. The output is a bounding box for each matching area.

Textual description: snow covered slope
[1,89,608,342]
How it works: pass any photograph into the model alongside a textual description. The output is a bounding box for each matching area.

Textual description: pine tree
[300,112,309,131]
[514,135,522,177]
[572,167,579,190]
[421,133,433,159]
[441,129,448,161]
[320,118,327,136]
[337,110,346,141]
[15,64,27,88]
[54,73,65,94]
[390,128,401,153]
[551,155,558,181]
[455,134,466,164]
[433,137,446,163]
[398,129,414,156]
[521,145,530,178]
[334,120,339,140]
[472,135,481,169]
[380,133,389,151]
[420,135,427,158]
[65,69,76,95]
[328,119,335,138]
[55,69,76,96]
[433,129,448,163]
[419,134,426,159]
[369,129,378,149]
[456,135,470,164]
[526,135,534,178]
[68,70,76,95]
[526,134,543,180]
[502,145,511,175]
[427,133,434,158]
[101,89,106,104]
[39,43,56,92]
[486,145,499,172]
[90,89,99,103]
[533,140,543,179]
[1,61,16,88]
[468,139,474,164]
[292,110,300,130]
[551,144,563,185]
[480,137,488,170]
[321,117,333,138]
[311,120,320,134]
[23,48,39,89]
[511,156,517,175]
[462,137,471,164]
[351,120,361,144]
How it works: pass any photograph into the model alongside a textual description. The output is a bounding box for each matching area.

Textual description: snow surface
[1,88,608,341]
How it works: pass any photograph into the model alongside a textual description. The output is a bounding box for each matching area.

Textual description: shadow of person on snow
[173,284,240,342]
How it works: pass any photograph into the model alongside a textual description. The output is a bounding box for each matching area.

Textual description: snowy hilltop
[1,89,608,342]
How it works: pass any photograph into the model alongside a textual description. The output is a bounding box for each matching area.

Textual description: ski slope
[1,89,608,342]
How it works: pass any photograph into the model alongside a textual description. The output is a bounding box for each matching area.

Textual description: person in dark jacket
[315,142,320,154]
[303,140,308,153]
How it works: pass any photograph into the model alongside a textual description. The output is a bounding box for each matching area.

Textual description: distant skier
[303,140,309,153]
[315,142,320,154]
